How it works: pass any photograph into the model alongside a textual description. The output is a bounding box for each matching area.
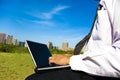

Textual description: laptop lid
[26,40,52,68]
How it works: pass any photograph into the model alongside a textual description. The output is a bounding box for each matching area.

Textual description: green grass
[0,49,73,80]
[0,52,34,80]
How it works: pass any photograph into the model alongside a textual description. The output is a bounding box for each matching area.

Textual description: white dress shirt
[70,0,120,78]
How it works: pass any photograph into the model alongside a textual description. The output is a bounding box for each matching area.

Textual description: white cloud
[51,5,69,14]
[25,5,69,27]
[33,20,55,27]
[25,5,69,20]
[39,5,69,20]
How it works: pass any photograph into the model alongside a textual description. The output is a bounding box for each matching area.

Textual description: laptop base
[35,66,70,73]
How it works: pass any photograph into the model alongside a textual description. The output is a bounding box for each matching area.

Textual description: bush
[14,46,28,53]
[50,49,74,55]
[0,44,73,54]
[0,44,28,53]
[0,44,13,53]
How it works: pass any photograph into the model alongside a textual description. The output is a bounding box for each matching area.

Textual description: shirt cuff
[69,55,89,72]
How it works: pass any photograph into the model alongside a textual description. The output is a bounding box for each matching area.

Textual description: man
[26,0,120,79]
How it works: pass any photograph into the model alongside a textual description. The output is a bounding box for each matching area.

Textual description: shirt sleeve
[70,0,120,78]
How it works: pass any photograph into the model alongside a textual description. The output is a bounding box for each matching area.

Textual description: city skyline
[0,0,99,48]
[0,33,71,48]
[0,33,25,46]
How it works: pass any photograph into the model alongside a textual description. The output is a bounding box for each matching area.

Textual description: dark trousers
[25,68,120,80]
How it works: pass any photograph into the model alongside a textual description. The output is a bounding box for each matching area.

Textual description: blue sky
[0,0,99,48]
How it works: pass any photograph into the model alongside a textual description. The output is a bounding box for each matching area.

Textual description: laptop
[26,40,70,73]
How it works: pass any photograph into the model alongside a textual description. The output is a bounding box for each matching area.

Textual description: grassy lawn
[0,52,34,80]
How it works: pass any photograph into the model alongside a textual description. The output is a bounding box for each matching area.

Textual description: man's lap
[25,69,120,80]
[25,69,95,80]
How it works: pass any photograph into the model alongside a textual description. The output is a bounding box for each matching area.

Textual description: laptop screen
[26,40,52,67]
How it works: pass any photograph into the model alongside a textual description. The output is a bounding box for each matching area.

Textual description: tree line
[0,44,28,53]
[0,44,74,54]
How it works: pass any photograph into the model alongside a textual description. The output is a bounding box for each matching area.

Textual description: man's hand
[49,54,72,66]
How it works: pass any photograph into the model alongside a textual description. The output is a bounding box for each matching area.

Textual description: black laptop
[26,40,70,73]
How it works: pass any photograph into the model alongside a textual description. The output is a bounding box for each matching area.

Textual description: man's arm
[70,0,120,78]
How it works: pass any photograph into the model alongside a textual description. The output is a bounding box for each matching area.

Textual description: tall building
[62,42,68,49]
[19,41,25,47]
[0,33,6,44]
[47,42,53,49]
[13,39,19,46]
[6,35,13,45]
